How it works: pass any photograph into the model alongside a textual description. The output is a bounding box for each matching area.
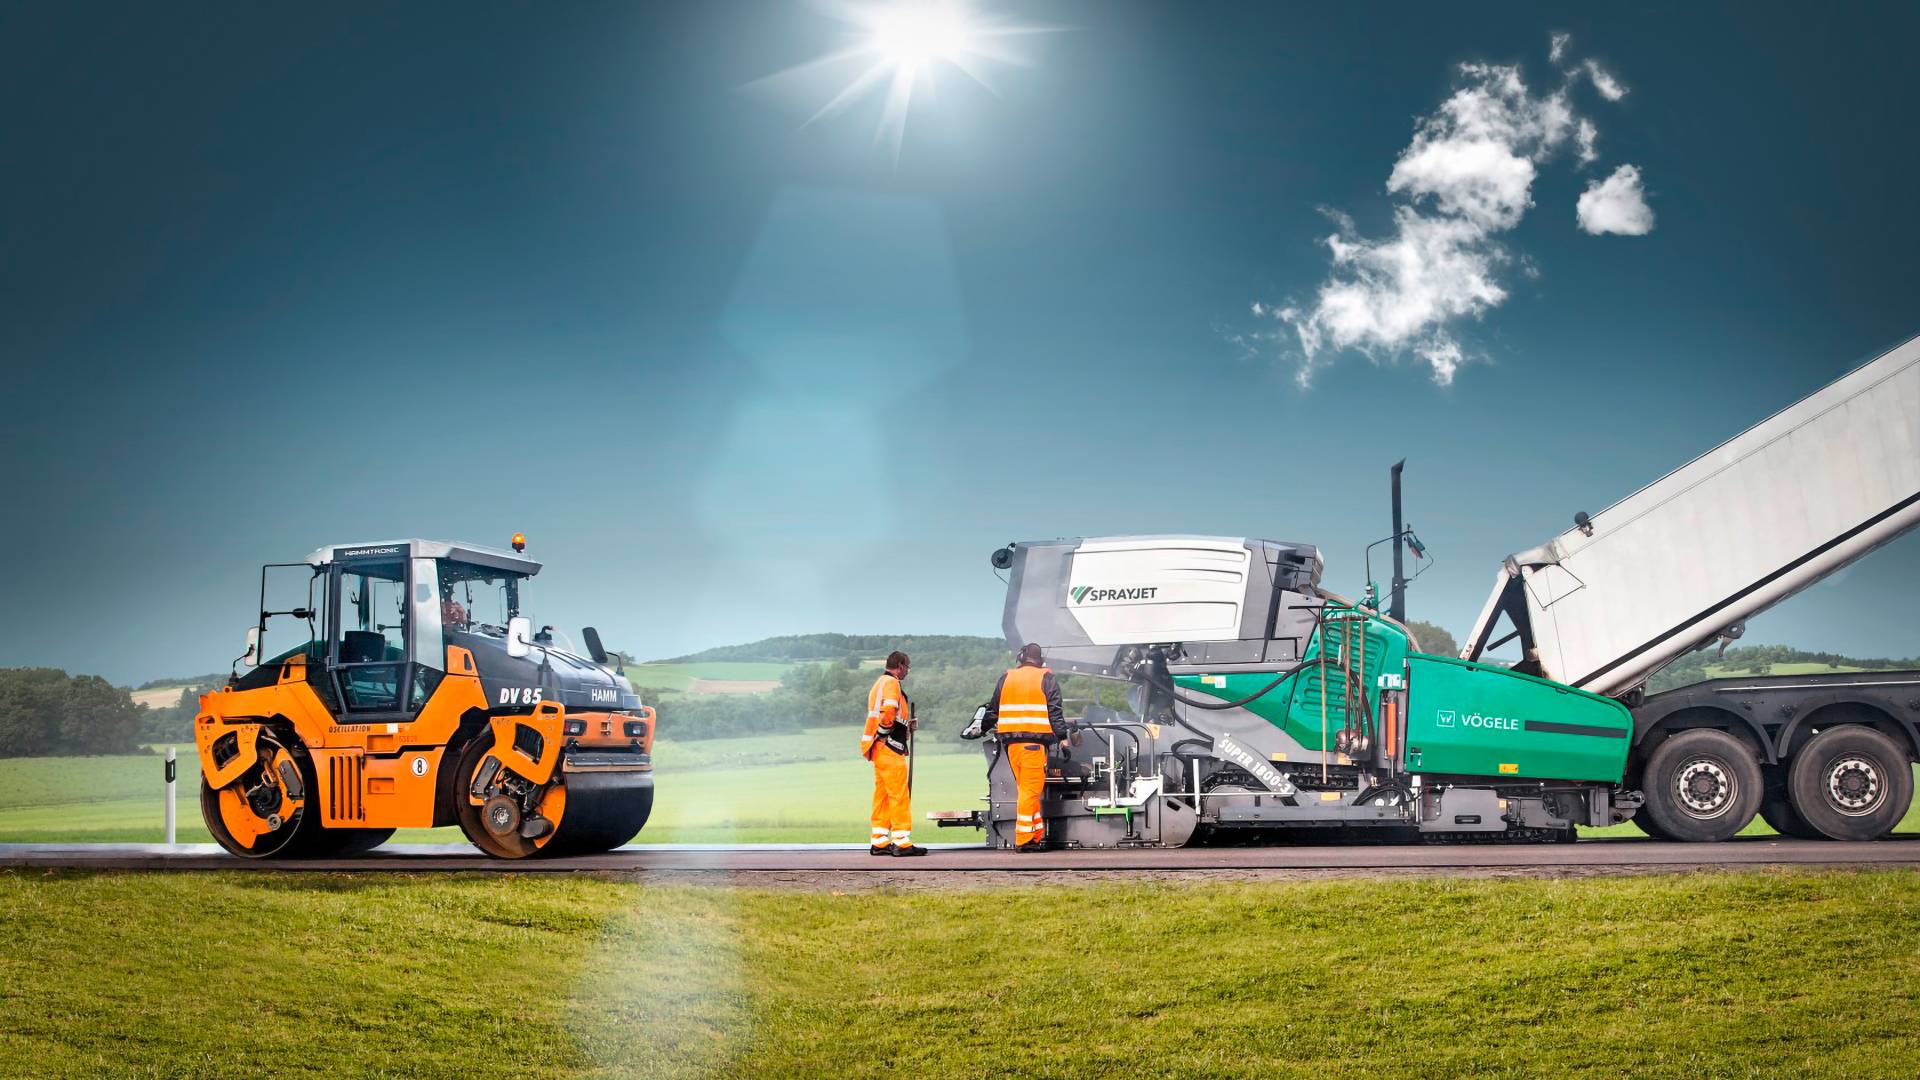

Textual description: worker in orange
[981,642,1067,851]
[860,650,925,857]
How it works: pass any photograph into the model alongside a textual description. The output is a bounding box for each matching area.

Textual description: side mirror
[506,616,533,659]
[242,627,261,668]
[582,626,609,665]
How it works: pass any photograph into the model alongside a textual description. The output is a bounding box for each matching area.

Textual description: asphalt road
[3,836,1917,874]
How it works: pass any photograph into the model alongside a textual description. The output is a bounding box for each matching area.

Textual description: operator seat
[341,630,387,665]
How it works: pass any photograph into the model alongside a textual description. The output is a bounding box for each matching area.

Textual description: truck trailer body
[1464,333,1920,698]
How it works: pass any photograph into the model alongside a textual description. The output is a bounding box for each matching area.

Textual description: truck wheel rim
[1825,756,1883,816]
[1675,759,1734,818]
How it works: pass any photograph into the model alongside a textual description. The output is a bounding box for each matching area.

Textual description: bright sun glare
[868,5,975,69]
[750,1,1052,161]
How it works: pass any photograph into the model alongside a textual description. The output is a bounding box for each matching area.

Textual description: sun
[748,1,1054,161]
[867,4,976,70]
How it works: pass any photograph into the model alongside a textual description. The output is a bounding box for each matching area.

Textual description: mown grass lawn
[0,869,1915,1078]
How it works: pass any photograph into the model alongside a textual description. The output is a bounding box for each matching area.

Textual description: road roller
[194,536,655,858]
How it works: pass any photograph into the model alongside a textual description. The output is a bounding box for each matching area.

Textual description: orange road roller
[194,537,655,858]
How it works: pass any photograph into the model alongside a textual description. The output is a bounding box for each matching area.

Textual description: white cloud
[1576,118,1599,165]
[1280,209,1510,386]
[1576,164,1655,235]
[1584,60,1628,101]
[1247,35,1647,386]
[1549,32,1571,64]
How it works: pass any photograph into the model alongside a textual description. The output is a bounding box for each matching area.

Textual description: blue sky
[2,2,1917,684]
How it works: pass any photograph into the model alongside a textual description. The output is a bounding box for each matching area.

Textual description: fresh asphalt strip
[2,836,1917,873]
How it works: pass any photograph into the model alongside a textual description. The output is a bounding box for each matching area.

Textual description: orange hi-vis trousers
[870,745,913,849]
[1007,740,1048,848]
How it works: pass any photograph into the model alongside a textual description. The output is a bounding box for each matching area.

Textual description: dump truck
[944,333,1920,847]
[195,537,656,858]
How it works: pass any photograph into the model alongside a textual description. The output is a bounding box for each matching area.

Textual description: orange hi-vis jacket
[860,672,910,759]
[994,665,1057,740]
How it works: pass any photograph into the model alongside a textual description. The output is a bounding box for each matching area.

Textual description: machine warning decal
[498,687,544,706]
[1070,585,1159,604]
[410,756,429,776]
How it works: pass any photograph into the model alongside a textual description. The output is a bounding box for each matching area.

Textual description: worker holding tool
[861,651,925,857]
[980,643,1066,851]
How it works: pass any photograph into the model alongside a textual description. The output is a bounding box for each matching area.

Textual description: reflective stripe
[996,666,1054,737]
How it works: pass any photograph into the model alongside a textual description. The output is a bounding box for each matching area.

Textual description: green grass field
[0,732,990,846]
[2,730,1917,846]
[1700,661,1866,678]
[0,869,1914,1078]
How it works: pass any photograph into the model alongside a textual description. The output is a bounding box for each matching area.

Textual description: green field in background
[0,732,989,846]
[1,729,1915,847]
[2,869,1916,1078]
[1700,662,1866,677]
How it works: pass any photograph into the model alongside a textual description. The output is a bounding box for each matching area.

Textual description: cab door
[327,558,414,717]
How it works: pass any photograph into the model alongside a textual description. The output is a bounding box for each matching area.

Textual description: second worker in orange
[980,642,1067,851]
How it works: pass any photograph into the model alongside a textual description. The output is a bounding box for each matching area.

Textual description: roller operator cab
[195,538,656,859]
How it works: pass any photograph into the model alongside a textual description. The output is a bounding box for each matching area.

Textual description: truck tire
[1786,726,1913,841]
[1759,767,1822,839]
[1642,729,1763,842]
[1632,805,1675,841]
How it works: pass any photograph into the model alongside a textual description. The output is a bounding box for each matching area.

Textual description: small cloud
[1576,164,1655,235]
[1419,339,1465,385]
[1549,32,1571,64]
[1575,118,1598,164]
[1584,60,1628,101]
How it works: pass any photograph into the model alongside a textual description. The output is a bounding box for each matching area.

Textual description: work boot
[1014,841,1047,853]
[869,845,891,856]
[891,844,928,857]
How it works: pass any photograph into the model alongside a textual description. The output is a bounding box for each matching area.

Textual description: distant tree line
[666,634,1014,668]
[1401,620,1459,657]
[1648,645,1920,693]
[642,635,1127,744]
[0,669,145,757]
[136,674,224,744]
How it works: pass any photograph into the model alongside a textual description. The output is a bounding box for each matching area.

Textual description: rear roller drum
[201,732,320,859]
[453,738,654,858]
[454,737,553,859]
[536,771,653,856]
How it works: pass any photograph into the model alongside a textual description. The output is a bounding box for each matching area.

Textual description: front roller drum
[453,738,654,858]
